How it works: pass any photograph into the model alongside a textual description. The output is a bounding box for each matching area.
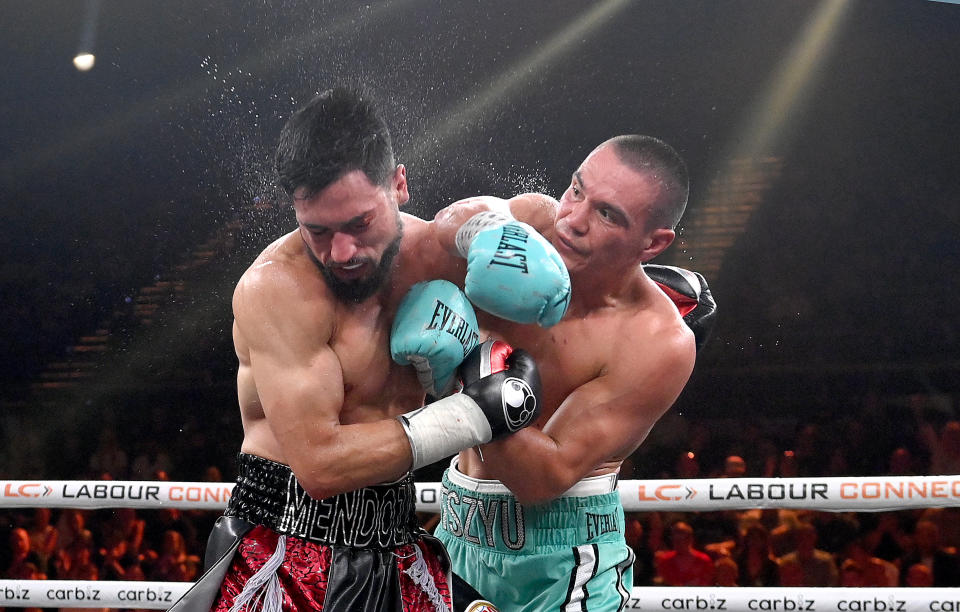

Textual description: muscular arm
[432,192,560,255]
[476,326,695,504]
[234,265,412,500]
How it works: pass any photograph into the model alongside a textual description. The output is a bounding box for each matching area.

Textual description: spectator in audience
[655,521,714,586]
[59,539,107,612]
[769,509,804,557]
[778,450,799,478]
[810,511,860,557]
[886,447,917,475]
[55,509,93,561]
[778,556,805,587]
[921,420,960,475]
[776,522,839,586]
[99,529,133,581]
[25,507,58,575]
[4,527,44,579]
[733,523,780,586]
[3,529,46,612]
[899,519,960,586]
[148,529,198,582]
[840,535,898,586]
[143,507,198,558]
[60,536,98,581]
[864,512,909,564]
[625,513,657,586]
[98,507,145,558]
[714,556,739,586]
[905,562,935,587]
[723,455,747,478]
[840,559,866,587]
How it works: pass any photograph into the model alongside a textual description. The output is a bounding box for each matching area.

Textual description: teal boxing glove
[390,280,481,397]
[455,210,571,327]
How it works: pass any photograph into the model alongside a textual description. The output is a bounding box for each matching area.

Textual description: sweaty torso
[236,214,463,463]
[460,287,680,480]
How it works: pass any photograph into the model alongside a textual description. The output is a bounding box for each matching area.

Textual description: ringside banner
[3,582,960,611]
[4,476,960,512]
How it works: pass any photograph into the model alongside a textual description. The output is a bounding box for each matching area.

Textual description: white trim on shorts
[447,456,618,497]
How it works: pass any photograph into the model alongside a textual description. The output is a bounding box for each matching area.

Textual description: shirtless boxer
[168,87,547,612]
[422,135,716,611]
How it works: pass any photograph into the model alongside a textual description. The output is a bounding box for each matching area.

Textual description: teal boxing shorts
[435,458,635,611]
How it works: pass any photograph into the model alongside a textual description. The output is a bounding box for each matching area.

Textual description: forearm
[286,418,414,499]
[433,196,511,255]
[477,429,592,504]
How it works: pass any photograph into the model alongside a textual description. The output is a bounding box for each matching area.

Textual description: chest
[480,314,610,412]
[330,305,422,420]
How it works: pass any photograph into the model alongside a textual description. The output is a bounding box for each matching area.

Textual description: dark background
[2,0,959,480]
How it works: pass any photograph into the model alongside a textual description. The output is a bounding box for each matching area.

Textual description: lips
[555,232,587,257]
[330,261,367,279]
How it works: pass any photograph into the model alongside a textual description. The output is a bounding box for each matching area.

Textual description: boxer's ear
[639,228,675,262]
[391,164,409,207]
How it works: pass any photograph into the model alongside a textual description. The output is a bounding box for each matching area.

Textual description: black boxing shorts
[170,453,453,612]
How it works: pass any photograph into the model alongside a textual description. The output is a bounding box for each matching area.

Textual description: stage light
[73,53,95,72]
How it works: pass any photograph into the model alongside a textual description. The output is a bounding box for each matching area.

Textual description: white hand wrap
[454,210,513,258]
[397,394,493,470]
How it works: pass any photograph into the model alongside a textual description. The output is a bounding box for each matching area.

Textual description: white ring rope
[4,476,959,610]
[1,580,958,611]
[3,475,960,512]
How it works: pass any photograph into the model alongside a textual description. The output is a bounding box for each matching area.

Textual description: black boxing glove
[459,339,541,437]
[397,340,542,469]
[458,338,515,387]
[644,264,717,351]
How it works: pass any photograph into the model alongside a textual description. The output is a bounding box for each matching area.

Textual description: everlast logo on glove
[501,377,537,431]
[490,225,529,272]
[426,299,481,357]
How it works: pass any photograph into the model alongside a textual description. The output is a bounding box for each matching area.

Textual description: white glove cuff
[398,394,493,470]
[454,210,513,258]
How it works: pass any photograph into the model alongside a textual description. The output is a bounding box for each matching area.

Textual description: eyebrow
[301,212,370,232]
[573,170,630,226]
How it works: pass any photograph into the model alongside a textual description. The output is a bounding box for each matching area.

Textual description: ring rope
[1,580,957,611]
[3,475,960,512]
[4,476,958,610]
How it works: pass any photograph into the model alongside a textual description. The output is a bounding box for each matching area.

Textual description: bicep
[248,339,345,442]
[544,375,667,472]
[235,278,345,459]
[549,336,695,460]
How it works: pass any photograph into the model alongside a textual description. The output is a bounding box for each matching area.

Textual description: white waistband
[446,457,618,497]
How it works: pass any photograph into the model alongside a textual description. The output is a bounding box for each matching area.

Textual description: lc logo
[3,483,52,497]
[637,484,696,501]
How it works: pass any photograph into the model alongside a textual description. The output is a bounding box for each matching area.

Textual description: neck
[567,261,646,313]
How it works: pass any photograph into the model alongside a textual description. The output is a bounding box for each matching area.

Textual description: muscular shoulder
[508,192,559,235]
[607,290,696,387]
[233,231,334,347]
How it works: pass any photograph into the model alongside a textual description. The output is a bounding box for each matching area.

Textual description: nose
[559,199,589,236]
[329,231,359,264]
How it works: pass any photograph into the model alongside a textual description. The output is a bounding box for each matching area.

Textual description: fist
[464,221,571,327]
[391,280,481,397]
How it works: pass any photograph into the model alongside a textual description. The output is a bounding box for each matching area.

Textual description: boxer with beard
[169,87,543,612]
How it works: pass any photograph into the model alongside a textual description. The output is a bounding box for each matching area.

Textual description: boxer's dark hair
[276,87,395,197]
[607,135,689,231]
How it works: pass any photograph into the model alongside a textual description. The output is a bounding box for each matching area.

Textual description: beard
[306,217,403,303]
